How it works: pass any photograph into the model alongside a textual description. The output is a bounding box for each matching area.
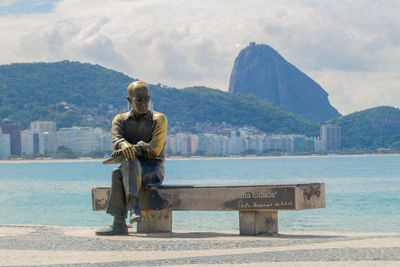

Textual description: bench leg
[239,211,278,236]
[137,210,172,233]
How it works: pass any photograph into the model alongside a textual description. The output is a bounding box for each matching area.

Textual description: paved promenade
[0,225,399,266]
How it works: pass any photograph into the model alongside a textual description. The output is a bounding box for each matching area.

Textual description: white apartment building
[58,127,93,154]
[166,135,177,153]
[21,130,33,155]
[321,125,341,152]
[229,130,242,155]
[265,135,290,151]
[92,127,104,151]
[175,133,190,155]
[42,131,59,153]
[0,133,10,159]
[58,127,111,153]
[256,135,264,153]
[101,132,112,151]
[21,130,44,155]
[203,134,217,155]
[246,136,258,152]
[289,135,306,152]
[189,134,199,154]
[313,137,324,151]
[216,135,230,156]
[30,121,57,133]
[166,131,312,156]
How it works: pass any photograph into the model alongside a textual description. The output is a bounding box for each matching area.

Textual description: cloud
[308,69,400,115]
[0,0,400,114]
[0,0,17,7]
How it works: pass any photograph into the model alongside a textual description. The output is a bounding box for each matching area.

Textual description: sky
[1,0,400,115]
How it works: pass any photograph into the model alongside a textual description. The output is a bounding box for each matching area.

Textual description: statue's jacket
[111,109,167,162]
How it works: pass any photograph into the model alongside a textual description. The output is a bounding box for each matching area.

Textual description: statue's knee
[124,158,141,169]
[125,157,139,164]
[111,168,122,182]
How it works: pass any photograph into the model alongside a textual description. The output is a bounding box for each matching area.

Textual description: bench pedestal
[239,210,278,236]
[137,210,278,235]
[137,210,172,233]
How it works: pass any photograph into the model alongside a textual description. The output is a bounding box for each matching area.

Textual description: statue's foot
[129,213,144,224]
[95,223,128,236]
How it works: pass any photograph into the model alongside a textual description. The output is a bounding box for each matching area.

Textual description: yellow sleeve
[111,114,127,151]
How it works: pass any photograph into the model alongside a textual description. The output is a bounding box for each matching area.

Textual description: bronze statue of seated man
[96,81,167,236]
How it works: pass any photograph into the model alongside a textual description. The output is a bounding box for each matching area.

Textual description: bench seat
[92,183,325,235]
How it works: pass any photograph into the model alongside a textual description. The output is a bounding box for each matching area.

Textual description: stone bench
[92,183,325,236]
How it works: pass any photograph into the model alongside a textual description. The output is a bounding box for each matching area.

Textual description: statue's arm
[111,114,127,151]
[134,114,167,158]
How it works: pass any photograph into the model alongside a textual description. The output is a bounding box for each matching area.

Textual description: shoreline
[1,153,400,163]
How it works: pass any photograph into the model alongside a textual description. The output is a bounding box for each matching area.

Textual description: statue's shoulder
[113,111,130,122]
[151,110,167,122]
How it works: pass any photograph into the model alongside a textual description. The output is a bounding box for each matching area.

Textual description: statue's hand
[111,149,123,158]
[119,141,136,159]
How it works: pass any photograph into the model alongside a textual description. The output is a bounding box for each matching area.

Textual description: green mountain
[328,106,400,151]
[0,61,319,136]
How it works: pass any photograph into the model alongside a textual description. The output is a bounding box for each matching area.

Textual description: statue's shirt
[111,109,167,162]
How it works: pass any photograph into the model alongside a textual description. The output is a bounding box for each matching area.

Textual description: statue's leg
[120,158,143,223]
[135,162,166,232]
[141,162,164,187]
[96,168,128,236]
[106,167,127,218]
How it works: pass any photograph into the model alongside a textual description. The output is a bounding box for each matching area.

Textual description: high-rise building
[101,131,112,151]
[42,131,59,153]
[166,135,177,153]
[21,130,34,155]
[229,130,241,155]
[1,119,21,156]
[58,127,94,154]
[289,135,305,152]
[256,135,264,153]
[21,130,44,155]
[58,127,108,154]
[189,134,199,154]
[313,137,324,152]
[30,121,57,133]
[216,135,230,156]
[320,125,341,152]
[0,133,10,159]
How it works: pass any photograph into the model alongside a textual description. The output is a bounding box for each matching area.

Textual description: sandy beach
[0,225,399,266]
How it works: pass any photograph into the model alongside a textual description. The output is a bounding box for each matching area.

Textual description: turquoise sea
[0,155,399,232]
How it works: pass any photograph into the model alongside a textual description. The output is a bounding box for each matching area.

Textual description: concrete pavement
[0,225,399,266]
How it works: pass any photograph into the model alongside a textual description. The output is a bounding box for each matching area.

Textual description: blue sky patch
[0,0,60,15]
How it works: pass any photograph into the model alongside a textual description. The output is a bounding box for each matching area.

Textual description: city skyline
[0,119,339,159]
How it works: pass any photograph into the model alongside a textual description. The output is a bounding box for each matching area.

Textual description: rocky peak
[228,43,340,122]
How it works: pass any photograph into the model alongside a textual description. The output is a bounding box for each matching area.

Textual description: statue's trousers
[106,158,164,218]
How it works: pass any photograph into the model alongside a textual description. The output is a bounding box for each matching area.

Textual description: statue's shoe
[129,213,144,224]
[95,223,128,236]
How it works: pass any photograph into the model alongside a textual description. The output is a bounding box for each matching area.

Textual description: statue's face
[127,86,150,114]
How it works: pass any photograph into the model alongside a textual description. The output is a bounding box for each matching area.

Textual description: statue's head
[127,81,150,114]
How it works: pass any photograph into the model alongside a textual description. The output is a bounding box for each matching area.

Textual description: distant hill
[228,43,341,122]
[328,106,400,151]
[0,61,319,136]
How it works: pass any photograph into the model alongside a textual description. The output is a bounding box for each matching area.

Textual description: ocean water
[0,155,399,232]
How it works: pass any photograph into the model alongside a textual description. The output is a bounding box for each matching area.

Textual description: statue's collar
[128,109,153,121]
